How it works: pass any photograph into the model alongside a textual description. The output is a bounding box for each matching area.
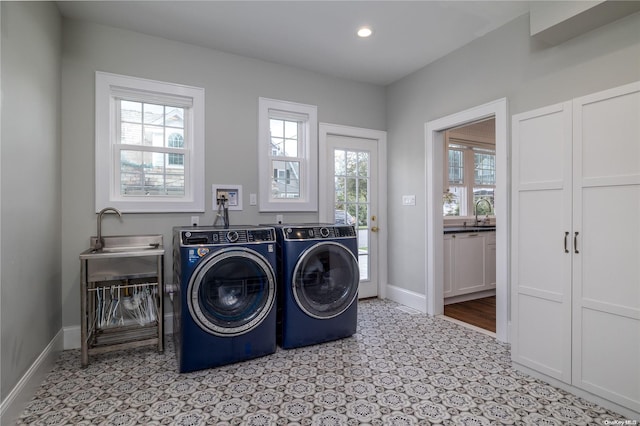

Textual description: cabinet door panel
[573,81,640,412]
[580,186,640,307]
[517,294,567,379]
[453,234,486,294]
[579,309,640,411]
[579,88,640,179]
[443,235,454,297]
[486,232,496,288]
[512,102,572,383]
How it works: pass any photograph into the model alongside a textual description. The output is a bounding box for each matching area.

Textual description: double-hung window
[95,72,205,212]
[443,138,496,217]
[258,97,317,212]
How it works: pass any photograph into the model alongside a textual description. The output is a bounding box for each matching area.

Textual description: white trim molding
[0,331,63,425]
[425,98,509,343]
[319,123,388,300]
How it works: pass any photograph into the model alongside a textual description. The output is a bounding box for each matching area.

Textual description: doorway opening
[442,118,497,333]
[425,98,508,342]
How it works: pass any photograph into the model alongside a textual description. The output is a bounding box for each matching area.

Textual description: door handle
[371,226,379,232]
[564,232,569,253]
[574,232,579,254]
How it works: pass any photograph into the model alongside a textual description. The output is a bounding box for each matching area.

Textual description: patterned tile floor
[17,299,630,425]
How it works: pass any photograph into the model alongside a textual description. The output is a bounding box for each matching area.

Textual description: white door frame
[319,123,388,300]
[425,99,509,342]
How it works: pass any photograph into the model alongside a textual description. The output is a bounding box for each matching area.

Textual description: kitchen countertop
[444,226,496,234]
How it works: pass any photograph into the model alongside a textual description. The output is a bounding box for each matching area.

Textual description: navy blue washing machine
[272,224,360,349]
[173,226,277,373]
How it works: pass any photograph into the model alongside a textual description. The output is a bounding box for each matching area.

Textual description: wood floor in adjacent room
[444,296,496,332]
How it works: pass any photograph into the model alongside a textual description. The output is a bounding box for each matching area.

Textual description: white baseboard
[513,362,640,420]
[63,312,174,350]
[0,330,63,426]
[385,284,427,313]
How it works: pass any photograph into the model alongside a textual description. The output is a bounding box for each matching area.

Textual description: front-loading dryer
[273,224,359,349]
[173,226,277,373]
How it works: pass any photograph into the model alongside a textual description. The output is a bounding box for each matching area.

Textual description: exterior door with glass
[321,129,383,299]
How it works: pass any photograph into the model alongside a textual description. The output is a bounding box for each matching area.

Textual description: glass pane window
[333,148,370,280]
[96,72,204,212]
[473,188,494,214]
[270,118,299,157]
[272,160,300,199]
[444,142,495,217]
[448,149,464,184]
[474,151,496,185]
[443,186,465,216]
[117,99,186,198]
[120,150,185,196]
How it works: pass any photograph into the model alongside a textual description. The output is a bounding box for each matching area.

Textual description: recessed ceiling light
[357,27,373,38]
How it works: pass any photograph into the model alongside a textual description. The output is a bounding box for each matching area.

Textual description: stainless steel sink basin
[80,235,164,281]
[81,235,163,257]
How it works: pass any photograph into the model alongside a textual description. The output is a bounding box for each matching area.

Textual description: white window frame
[443,136,496,219]
[258,97,318,212]
[95,71,205,213]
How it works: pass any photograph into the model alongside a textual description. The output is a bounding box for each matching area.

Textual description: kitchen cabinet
[443,230,496,300]
[512,81,639,415]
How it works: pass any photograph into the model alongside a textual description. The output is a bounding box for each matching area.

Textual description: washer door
[292,241,359,319]
[188,248,276,336]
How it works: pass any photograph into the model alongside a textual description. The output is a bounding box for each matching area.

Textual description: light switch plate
[402,195,416,206]
[249,193,257,205]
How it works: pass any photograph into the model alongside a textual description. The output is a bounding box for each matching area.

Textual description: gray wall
[1,1,62,400]
[385,12,640,295]
[60,19,386,328]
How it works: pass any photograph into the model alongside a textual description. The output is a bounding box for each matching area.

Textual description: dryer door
[292,241,360,319]
[188,248,276,336]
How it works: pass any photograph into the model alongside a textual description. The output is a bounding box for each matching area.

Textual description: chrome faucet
[474,198,492,226]
[95,207,122,250]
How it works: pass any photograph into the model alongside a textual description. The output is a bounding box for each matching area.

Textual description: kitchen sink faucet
[474,198,492,226]
[95,207,123,250]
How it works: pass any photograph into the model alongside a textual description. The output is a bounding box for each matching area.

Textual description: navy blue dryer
[273,224,359,349]
[173,226,277,373]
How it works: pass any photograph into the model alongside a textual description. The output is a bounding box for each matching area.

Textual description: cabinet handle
[574,231,580,254]
[564,232,569,253]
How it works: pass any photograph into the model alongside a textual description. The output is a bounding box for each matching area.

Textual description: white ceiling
[56,1,532,86]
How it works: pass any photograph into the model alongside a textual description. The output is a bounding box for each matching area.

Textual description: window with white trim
[95,72,205,212]
[443,140,496,217]
[258,97,318,212]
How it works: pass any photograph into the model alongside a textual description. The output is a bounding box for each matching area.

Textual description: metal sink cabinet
[79,235,164,367]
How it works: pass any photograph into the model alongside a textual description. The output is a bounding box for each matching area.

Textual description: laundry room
[2,1,640,424]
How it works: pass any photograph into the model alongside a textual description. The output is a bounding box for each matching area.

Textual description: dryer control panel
[282,225,356,240]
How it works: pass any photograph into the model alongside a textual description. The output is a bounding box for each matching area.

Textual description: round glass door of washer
[292,241,359,319]
[188,248,276,336]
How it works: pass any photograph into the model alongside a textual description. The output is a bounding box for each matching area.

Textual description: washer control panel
[180,227,276,246]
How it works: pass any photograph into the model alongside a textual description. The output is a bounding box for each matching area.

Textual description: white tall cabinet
[512,81,640,416]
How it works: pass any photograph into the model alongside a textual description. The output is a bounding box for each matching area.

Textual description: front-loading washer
[173,226,277,373]
[272,224,359,349]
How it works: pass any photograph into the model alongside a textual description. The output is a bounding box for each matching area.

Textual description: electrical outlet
[276,214,283,224]
[190,216,199,226]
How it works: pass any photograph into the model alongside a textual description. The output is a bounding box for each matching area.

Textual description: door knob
[371,226,379,232]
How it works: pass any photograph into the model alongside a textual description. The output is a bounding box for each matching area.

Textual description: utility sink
[80,235,164,281]
[81,235,163,257]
